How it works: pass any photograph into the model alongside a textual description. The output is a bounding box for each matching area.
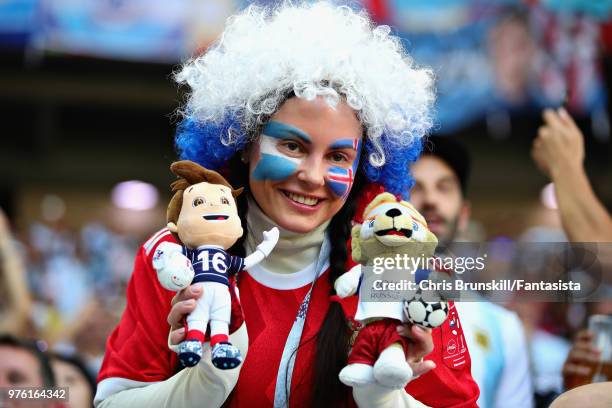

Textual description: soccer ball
[156,251,195,291]
[402,289,448,328]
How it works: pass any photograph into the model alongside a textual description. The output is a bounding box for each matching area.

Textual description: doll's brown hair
[166,160,244,232]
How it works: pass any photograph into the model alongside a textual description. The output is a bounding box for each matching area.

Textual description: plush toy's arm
[353,383,431,408]
[152,242,184,270]
[334,264,362,298]
[152,242,194,291]
[243,227,279,270]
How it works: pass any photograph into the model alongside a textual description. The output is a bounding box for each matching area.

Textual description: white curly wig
[174,1,435,194]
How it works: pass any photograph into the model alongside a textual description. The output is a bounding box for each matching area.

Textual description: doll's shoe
[373,346,413,389]
[178,340,203,367]
[211,342,242,369]
[339,363,374,387]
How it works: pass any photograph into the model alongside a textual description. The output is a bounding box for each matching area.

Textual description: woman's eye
[330,152,348,163]
[282,141,301,152]
[221,197,230,205]
[192,197,205,207]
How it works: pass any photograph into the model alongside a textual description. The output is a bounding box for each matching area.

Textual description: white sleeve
[493,313,534,408]
[353,383,430,408]
[95,324,248,408]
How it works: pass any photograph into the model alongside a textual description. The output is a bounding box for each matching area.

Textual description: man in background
[0,334,57,408]
[410,136,534,408]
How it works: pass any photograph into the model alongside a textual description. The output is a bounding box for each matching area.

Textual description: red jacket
[98,228,479,407]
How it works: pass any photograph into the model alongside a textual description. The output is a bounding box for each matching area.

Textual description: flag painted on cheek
[252,121,309,181]
[326,138,361,198]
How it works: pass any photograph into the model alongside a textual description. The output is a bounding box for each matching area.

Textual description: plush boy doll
[335,192,448,389]
[153,160,279,369]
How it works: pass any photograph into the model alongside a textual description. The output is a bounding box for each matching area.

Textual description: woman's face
[248,96,362,233]
[51,359,93,408]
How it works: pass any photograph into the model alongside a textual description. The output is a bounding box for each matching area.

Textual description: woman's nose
[296,157,326,187]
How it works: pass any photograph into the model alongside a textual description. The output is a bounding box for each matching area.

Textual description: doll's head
[351,192,438,264]
[167,161,244,249]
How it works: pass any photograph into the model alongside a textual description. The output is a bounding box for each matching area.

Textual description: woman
[50,352,96,408]
[95,2,479,407]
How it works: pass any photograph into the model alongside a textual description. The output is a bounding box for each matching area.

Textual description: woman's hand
[168,285,203,345]
[397,324,436,377]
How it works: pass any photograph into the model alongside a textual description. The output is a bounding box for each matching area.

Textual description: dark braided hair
[310,169,365,408]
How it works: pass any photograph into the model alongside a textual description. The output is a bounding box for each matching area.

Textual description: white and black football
[402,290,448,328]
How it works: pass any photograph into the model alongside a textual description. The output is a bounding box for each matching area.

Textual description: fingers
[409,359,436,377]
[541,107,583,143]
[542,108,567,133]
[397,324,434,359]
[563,362,592,377]
[575,329,594,342]
[558,107,581,132]
[171,285,202,306]
[169,327,186,345]
[567,347,601,364]
[167,299,197,330]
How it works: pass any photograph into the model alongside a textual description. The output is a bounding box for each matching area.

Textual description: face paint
[325,138,362,198]
[261,121,311,143]
[252,121,308,181]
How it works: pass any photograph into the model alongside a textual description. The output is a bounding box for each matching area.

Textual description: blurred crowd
[0,212,137,407]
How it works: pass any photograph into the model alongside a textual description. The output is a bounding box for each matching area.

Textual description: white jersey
[456,301,534,408]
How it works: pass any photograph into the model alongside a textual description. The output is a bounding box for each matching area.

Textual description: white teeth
[288,192,319,206]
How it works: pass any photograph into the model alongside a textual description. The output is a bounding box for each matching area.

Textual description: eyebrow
[438,175,459,185]
[330,139,357,150]
[263,121,311,143]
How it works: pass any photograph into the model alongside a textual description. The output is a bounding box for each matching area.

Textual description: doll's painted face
[248,97,362,233]
[169,182,243,249]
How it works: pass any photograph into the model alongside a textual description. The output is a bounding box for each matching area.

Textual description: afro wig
[174,1,434,197]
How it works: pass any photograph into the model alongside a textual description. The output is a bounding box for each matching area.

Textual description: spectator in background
[562,301,612,390]
[533,108,612,392]
[410,136,534,408]
[0,334,55,408]
[0,209,31,335]
[50,352,96,408]
[531,107,612,243]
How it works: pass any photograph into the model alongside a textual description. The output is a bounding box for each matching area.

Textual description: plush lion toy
[152,160,279,369]
[335,192,448,389]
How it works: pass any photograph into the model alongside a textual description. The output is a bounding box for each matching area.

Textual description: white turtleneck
[244,196,330,289]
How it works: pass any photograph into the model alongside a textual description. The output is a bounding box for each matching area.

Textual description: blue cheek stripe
[252,153,299,181]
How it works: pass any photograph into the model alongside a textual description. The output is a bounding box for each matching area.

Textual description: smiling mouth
[376,228,413,238]
[281,190,321,207]
[203,214,229,221]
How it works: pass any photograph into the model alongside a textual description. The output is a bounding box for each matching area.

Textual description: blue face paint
[253,126,302,181]
[252,123,306,181]
[262,121,311,143]
[252,152,300,180]
[329,139,358,150]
